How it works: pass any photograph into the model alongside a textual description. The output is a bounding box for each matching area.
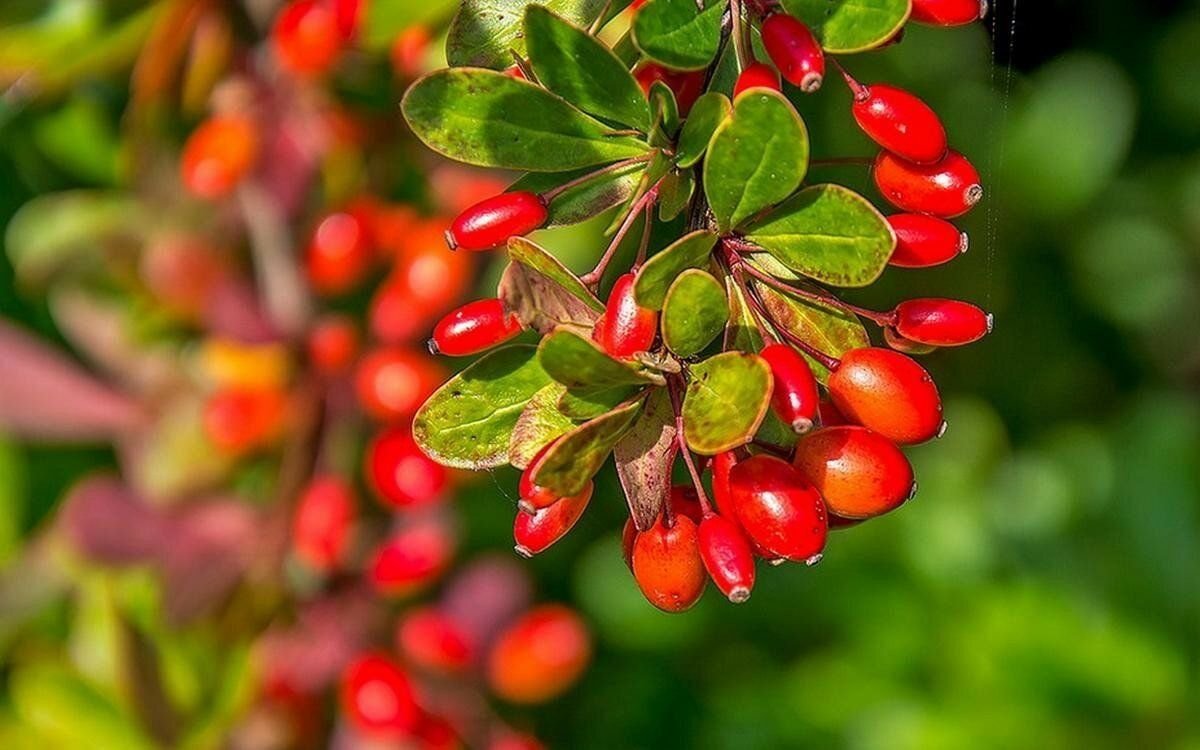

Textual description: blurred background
[2,0,1199,748]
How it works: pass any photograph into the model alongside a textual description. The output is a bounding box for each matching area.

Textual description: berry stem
[581,179,662,289]
[667,374,716,516]
[830,57,869,102]
[732,252,895,326]
[540,155,654,203]
[738,273,840,370]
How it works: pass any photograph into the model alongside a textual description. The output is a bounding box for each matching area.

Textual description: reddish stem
[830,57,870,102]
[581,180,663,289]
[667,374,715,516]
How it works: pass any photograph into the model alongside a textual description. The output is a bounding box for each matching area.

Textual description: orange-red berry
[911,0,987,26]
[828,348,944,445]
[273,0,342,76]
[305,210,374,296]
[355,347,445,422]
[734,62,782,97]
[487,605,591,703]
[513,483,593,557]
[893,298,992,347]
[366,426,449,508]
[396,606,476,674]
[794,426,915,519]
[631,514,706,612]
[340,653,421,737]
[180,115,258,199]
[307,315,359,375]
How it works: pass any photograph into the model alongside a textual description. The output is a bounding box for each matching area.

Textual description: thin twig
[667,375,714,516]
[541,155,653,202]
[581,180,663,288]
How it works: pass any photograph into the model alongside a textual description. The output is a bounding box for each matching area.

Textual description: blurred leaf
[59,475,164,564]
[32,96,120,184]
[9,663,154,749]
[0,435,26,563]
[362,0,458,50]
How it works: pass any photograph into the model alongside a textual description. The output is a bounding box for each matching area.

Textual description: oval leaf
[509,383,576,469]
[704,90,809,232]
[780,0,911,54]
[402,68,649,172]
[634,230,718,309]
[500,238,604,335]
[676,92,731,168]
[559,384,642,420]
[744,184,896,287]
[538,329,662,389]
[682,352,773,455]
[447,0,612,69]
[530,398,644,495]
[413,346,552,469]
[632,0,725,71]
[525,6,651,131]
[512,161,648,228]
[613,388,677,531]
[662,269,728,357]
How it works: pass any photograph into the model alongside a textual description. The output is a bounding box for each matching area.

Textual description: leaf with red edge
[613,388,677,531]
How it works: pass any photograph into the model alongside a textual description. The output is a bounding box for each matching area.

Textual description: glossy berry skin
[447,192,548,251]
[912,0,987,26]
[710,450,738,516]
[366,427,449,508]
[668,485,704,525]
[828,348,943,445]
[487,605,591,704]
[698,513,757,603]
[734,62,782,97]
[203,387,286,455]
[396,606,475,674]
[594,273,658,359]
[874,150,983,219]
[519,442,572,512]
[355,347,445,422]
[794,426,915,519]
[634,63,706,114]
[887,214,968,268]
[431,298,523,357]
[513,483,593,557]
[893,298,992,347]
[852,84,948,165]
[291,476,355,571]
[728,455,827,563]
[761,14,825,92]
[818,397,850,428]
[307,315,359,375]
[305,211,373,295]
[631,514,706,612]
[340,654,420,737]
[760,343,820,433]
[367,522,454,595]
[273,0,342,77]
[180,115,258,199]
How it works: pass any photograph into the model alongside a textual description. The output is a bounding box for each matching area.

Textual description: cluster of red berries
[404,0,993,612]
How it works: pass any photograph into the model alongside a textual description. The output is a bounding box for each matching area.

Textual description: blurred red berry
[487,605,591,703]
[340,653,421,737]
[355,347,445,422]
[273,0,342,76]
[366,426,449,508]
[292,475,355,570]
[181,114,259,199]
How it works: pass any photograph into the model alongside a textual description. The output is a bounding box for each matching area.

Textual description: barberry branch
[581,178,663,289]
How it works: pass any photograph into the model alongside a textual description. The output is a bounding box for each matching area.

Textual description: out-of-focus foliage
[1,0,1199,749]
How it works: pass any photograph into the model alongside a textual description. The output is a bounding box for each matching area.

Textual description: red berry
[761,14,825,92]
[513,483,593,557]
[431,298,523,357]
[489,732,545,750]
[793,426,915,519]
[760,343,820,433]
[371,236,472,344]
[519,442,568,512]
[390,25,431,77]
[710,450,738,516]
[874,150,983,218]
[851,83,947,164]
[367,522,454,595]
[202,386,287,456]
[486,605,591,703]
[594,273,658,359]
[307,315,359,375]
[414,713,460,750]
[734,62,782,97]
[634,63,706,114]
[698,513,757,603]
[887,214,968,268]
[828,348,943,445]
[668,485,704,525]
[305,210,374,295]
[292,475,355,570]
[333,0,363,40]
[396,606,475,674]
[340,654,421,737]
[355,347,445,422]
[893,298,992,347]
[180,115,258,199]
[818,397,850,428]
[911,0,987,26]
[728,455,827,563]
[272,0,342,76]
[447,192,548,251]
[366,426,449,508]
[631,514,706,612]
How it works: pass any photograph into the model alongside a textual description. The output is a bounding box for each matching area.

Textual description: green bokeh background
[3,1,1200,748]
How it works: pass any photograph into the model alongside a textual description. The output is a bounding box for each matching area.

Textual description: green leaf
[744,184,896,287]
[648,81,681,141]
[632,0,726,71]
[723,275,764,352]
[447,0,612,69]
[402,68,649,172]
[756,284,869,382]
[704,90,809,232]
[0,436,24,564]
[413,346,552,469]
[525,6,651,131]
[662,270,728,357]
[633,230,718,309]
[509,383,576,469]
[538,329,662,389]
[500,238,604,334]
[675,92,731,168]
[5,191,144,287]
[613,388,677,530]
[780,0,910,54]
[531,398,644,495]
[559,384,642,420]
[682,352,772,455]
[658,168,696,221]
[9,664,154,750]
[512,161,649,228]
